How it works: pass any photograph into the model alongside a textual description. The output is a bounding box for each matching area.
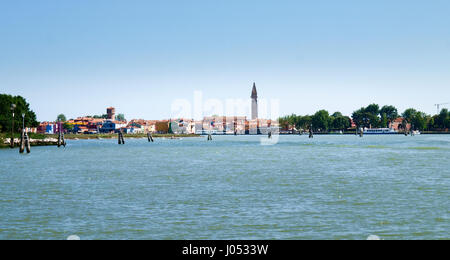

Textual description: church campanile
[251,83,258,120]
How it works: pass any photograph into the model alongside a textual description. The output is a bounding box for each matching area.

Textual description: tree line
[279,104,450,132]
[0,94,38,133]
[279,111,351,132]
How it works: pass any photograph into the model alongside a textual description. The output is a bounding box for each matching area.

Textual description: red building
[107,107,116,120]
[390,118,411,131]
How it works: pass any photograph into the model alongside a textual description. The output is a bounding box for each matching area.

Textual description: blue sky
[1,0,449,121]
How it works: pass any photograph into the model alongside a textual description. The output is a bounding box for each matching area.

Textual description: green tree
[93,114,108,119]
[380,113,389,128]
[278,116,290,130]
[380,105,399,127]
[365,104,380,115]
[352,108,366,128]
[352,104,381,128]
[56,114,67,122]
[427,116,435,130]
[312,110,330,131]
[331,112,343,118]
[296,115,312,130]
[402,108,418,123]
[331,116,351,130]
[411,112,428,131]
[446,109,450,129]
[365,104,381,128]
[63,122,74,132]
[115,114,126,122]
[429,109,449,129]
[287,114,297,129]
[278,114,297,130]
[0,94,39,132]
[436,109,449,129]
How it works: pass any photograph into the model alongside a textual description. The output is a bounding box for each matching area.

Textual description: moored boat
[412,130,421,135]
[364,128,398,135]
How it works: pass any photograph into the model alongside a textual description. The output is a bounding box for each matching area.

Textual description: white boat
[363,128,398,135]
[412,130,421,135]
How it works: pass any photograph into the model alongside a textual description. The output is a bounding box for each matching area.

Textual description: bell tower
[251,83,258,120]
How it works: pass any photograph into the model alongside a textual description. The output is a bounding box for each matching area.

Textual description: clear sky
[1,0,450,121]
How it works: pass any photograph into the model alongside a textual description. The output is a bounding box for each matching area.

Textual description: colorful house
[100,120,127,133]
[38,122,61,134]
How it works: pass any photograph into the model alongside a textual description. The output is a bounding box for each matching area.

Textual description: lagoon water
[0,135,449,240]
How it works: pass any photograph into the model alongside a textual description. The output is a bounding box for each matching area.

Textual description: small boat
[412,130,421,135]
[364,128,398,135]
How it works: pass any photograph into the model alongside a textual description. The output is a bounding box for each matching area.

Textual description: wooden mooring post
[19,130,30,154]
[19,113,30,154]
[19,130,25,153]
[147,133,154,142]
[25,132,30,153]
[118,131,125,145]
[309,125,314,139]
[57,131,66,147]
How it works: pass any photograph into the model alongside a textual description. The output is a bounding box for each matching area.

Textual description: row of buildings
[37,115,280,135]
[31,115,412,135]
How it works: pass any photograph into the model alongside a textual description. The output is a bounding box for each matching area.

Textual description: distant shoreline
[1,132,449,149]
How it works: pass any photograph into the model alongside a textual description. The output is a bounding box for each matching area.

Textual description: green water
[0,135,448,240]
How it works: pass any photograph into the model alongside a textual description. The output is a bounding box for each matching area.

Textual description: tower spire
[251,82,258,120]
[251,82,257,99]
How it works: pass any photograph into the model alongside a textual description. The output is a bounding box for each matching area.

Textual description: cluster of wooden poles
[58,131,66,147]
[14,130,66,154]
[118,132,154,145]
[18,130,31,154]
